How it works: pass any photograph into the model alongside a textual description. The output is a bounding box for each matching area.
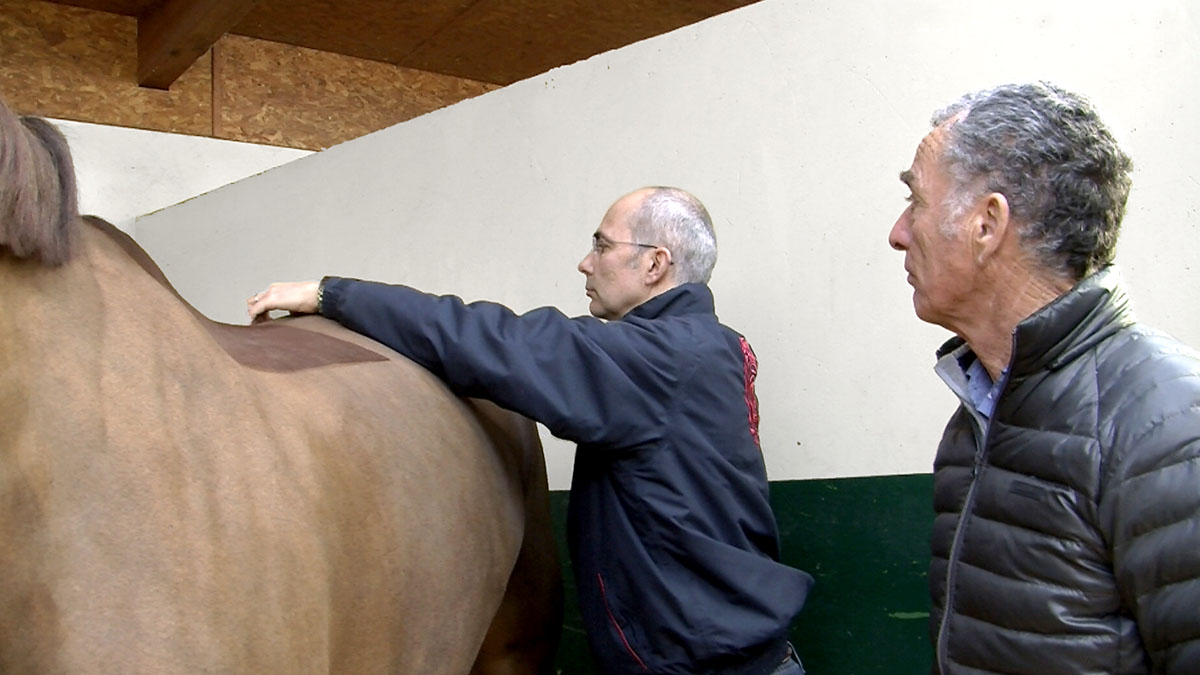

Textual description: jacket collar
[624,283,715,321]
[936,266,1135,376]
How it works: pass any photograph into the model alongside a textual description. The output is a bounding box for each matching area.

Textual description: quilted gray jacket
[929,267,1200,674]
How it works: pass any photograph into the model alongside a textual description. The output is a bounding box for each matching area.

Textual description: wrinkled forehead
[917,123,953,167]
[902,122,954,189]
[921,112,966,163]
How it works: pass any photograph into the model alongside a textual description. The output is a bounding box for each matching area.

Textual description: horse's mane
[0,98,78,266]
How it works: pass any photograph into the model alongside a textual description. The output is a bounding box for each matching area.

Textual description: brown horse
[0,101,561,673]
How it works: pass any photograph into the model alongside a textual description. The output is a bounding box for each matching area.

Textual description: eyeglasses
[590,233,659,256]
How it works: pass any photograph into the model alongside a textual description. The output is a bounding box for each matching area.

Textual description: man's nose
[578,251,593,274]
[888,213,910,251]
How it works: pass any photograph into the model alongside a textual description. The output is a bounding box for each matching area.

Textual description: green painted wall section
[547,473,934,674]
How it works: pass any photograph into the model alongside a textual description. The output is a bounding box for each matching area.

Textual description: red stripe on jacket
[740,337,761,447]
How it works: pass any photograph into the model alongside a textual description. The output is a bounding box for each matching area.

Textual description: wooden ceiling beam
[137,0,261,90]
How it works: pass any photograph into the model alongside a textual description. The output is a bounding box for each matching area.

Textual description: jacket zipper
[935,363,1011,672]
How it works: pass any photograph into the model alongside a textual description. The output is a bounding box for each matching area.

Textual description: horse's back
[1,222,560,673]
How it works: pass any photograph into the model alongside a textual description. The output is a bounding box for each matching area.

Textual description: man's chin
[912,296,936,324]
[588,301,615,321]
[913,300,951,331]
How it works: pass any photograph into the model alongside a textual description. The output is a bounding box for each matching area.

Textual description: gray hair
[932,82,1133,279]
[627,186,718,284]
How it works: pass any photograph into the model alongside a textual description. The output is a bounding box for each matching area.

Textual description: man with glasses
[248,186,812,674]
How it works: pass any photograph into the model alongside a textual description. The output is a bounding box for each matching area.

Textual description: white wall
[135,0,1200,490]
[55,119,309,234]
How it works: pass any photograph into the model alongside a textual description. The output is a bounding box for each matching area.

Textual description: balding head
[625,187,718,284]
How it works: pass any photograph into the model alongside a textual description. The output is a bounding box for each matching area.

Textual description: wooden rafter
[137,0,261,90]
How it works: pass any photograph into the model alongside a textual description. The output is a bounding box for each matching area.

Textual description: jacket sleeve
[1102,373,1200,673]
[319,276,672,448]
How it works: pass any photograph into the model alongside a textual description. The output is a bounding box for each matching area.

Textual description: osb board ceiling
[47,0,759,86]
[0,1,215,135]
[1,0,499,149]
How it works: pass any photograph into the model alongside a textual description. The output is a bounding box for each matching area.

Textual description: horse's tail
[0,98,78,266]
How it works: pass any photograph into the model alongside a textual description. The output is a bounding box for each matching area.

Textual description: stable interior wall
[56,118,310,233]
[136,0,1200,490]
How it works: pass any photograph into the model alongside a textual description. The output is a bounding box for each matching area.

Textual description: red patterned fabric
[739,336,761,447]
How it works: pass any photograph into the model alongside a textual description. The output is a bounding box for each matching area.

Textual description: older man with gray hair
[890,81,1200,673]
[250,186,812,674]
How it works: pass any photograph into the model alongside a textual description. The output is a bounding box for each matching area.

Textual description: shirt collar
[624,283,715,321]
[935,342,1006,420]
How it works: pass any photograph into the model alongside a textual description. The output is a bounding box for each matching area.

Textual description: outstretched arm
[318,277,670,447]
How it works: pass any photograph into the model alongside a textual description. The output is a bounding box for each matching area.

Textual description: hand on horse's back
[248,280,320,322]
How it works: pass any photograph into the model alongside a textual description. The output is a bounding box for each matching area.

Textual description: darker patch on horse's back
[208,321,389,372]
[82,215,388,373]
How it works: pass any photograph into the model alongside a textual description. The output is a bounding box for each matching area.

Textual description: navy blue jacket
[320,279,812,674]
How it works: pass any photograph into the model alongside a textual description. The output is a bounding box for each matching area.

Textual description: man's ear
[972,192,1011,263]
[645,247,673,285]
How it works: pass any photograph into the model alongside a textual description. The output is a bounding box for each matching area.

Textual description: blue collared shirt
[964,356,1004,419]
